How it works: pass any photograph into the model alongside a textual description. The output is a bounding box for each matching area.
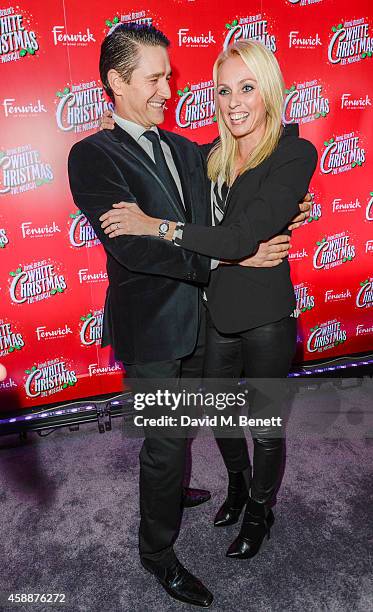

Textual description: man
[68,23,311,608]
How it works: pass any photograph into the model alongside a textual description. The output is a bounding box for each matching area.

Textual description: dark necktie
[143,130,184,212]
[212,180,229,226]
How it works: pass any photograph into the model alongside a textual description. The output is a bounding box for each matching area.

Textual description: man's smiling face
[114,44,172,127]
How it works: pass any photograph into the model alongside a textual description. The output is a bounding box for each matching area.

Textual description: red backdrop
[0,0,372,409]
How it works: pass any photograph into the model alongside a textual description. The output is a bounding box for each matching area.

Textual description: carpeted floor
[0,382,372,612]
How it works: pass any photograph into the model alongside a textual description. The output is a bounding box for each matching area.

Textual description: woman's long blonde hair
[207,40,285,185]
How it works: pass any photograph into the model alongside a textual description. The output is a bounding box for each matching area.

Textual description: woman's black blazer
[182,124,318,333]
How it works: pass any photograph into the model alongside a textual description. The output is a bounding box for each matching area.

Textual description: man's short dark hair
[99,23,170,103]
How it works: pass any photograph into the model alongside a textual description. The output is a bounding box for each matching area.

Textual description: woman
[100,40,317,559]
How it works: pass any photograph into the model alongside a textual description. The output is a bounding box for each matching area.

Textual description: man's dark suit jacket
[180,125,318,334]
[68,124,210,364]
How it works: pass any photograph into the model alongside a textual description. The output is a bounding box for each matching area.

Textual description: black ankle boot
[226,496,274,558]
[214,468,250,527]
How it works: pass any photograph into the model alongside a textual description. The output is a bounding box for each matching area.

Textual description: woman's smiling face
[216,53,267,140]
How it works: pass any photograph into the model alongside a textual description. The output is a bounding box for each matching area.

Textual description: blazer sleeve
[68,139,211,284]
[179,138,318,260]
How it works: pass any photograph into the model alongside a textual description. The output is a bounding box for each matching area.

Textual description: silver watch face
[159,222,169,234]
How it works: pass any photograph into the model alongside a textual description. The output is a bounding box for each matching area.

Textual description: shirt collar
[112,112,159,142]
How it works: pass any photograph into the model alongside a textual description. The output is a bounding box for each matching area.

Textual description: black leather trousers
[203,307,297,505]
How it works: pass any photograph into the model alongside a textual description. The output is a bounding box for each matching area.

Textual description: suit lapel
[223,125,299,219]
[108,124,186,222]
[159,129,194,223]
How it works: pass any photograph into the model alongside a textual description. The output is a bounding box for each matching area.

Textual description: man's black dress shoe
[141,557,213,607]
[183,487,211,508]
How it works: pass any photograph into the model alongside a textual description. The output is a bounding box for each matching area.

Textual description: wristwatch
[158,219,170,238]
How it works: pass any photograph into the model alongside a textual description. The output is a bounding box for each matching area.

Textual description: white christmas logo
[80,310,103,346]
[292,282,315,318]
[55,81,113,133]
[0,6,39,63]
[313,232,355,270]
[366,191,373,221]
[25,358,77,398]
[69,210,99,248]
[223,15,277,52]
[320,132,366,174]
[176,80,216,130]
[305,193,322,224]
[9,260,67,304]
[105,11,152,34]
[0,145,53,195]
[307,319,347,353]
[0,320,24,356]
[328,19,373,65]
[0,227,8,248]
[356,278,373,309]
[287,0,323,5]
[283,80,329,124]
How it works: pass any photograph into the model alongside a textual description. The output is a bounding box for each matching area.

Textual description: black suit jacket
[180,125,318,333]
[68,124,210,364]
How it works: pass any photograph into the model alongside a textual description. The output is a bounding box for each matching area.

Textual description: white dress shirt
[112,112,185,208]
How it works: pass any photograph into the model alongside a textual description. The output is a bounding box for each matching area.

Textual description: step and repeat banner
[0,0,372,409]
